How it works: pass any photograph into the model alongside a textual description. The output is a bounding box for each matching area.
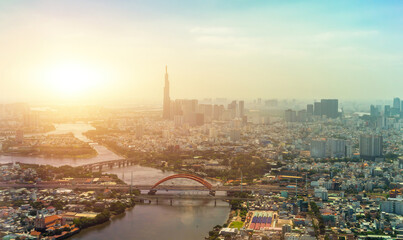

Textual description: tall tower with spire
[163,65,171,119]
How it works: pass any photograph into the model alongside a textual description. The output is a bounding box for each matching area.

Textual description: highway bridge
[0,173,316,196]
[135,194,255,206]
[0,182,312,194]
[80,158,138,172]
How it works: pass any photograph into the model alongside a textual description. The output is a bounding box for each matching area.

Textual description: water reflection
[1,123,231,239]
[72,200,229,240]
[0,123,121,166]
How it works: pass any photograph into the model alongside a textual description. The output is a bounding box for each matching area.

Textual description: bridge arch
[151,174,213,190]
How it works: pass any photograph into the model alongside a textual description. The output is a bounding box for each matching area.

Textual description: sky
[0,0,402,104]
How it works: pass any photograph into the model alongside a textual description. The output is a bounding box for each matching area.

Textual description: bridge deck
[0,183,315,194]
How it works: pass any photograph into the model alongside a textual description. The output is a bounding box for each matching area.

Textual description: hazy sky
[0,0,402,104]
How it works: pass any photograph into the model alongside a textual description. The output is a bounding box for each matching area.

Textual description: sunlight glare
[44,62,105,97]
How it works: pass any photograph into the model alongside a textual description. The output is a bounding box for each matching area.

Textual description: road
[0,182,314,194]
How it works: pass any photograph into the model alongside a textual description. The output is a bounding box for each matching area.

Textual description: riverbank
[72,199,230,240]
[1,123,231,240]
[70,202,136,239]
[0,151,98,159]
[90,140,225,185]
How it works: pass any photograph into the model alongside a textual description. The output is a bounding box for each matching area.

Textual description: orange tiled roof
[31,231,41,236]
[45,215,61,225]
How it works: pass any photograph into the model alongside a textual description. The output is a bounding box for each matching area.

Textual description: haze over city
[1,0,403,104]
[1,1,403,240]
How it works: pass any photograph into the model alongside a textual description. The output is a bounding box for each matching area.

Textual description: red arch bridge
[147,174,216,196]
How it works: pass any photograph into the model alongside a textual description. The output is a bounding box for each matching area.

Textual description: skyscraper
[163,66,171,119]
[384,105,391,117]
[359,135,383,160]
[297,109,307,122]
[393,97,400,110]
[306,104,313,115]
[391,97,401,116]
[370,105,379,117]
[239,100,245,118]
[284,109,297,122]
[320,99,338,118]
[228,101,237,118]
[313,102,321,116]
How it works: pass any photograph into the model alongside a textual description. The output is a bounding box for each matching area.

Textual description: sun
[44,62,104,97]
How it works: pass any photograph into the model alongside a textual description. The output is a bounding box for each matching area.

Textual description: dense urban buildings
[359,135,384,161]
[1,93,402,240]
[1,1,403,239]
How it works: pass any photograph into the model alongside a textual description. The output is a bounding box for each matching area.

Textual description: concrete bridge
[135,193,255,206]
[0,171,316,198]
[0,182,312,195]
[80,158,138,172]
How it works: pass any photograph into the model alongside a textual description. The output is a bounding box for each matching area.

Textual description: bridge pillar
[148,189,157,195]
[214,199,216,207]
[109,163,113,169]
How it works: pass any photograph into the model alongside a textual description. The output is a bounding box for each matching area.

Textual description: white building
[314,187,328,201]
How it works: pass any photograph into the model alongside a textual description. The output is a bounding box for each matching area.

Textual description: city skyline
[1,1,403,104]
[1,2,403,240]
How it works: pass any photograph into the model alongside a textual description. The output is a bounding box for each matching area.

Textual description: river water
[0,123,121,166]
[0,123,230,240]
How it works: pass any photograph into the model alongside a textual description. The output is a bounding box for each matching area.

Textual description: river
[0,123,121,166]
[0,123,230,240]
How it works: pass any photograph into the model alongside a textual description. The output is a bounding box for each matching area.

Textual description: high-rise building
[391,97,401,116]
[313,102,321,116]
[239,100,245,117]
[311,138,351,158]
[311,139,326,158]
[228,101,237,118]
[326,138,347,158]
[307,104,313,115]
[198,104,213,123]
[370,105,380,117]
[359,135,383,160]
[384,105,391,117]
[297,109,307,122]
[380,200,403,215]
[320,99,338,118]
[284,109,297,122]
[195,113,204,126]
[162,66,171,119]
[213,104,224,120]
[393,97,401,110]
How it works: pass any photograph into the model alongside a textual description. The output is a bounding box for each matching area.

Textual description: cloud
[189,27,233,35]
[313,30,379,41]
